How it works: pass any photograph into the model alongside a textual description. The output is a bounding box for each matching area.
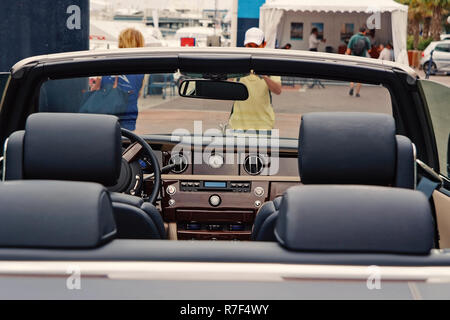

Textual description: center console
[161,176,270,241]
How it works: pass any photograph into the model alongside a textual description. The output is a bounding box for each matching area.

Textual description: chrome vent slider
[244,154,264,175]
[169,153,189,174]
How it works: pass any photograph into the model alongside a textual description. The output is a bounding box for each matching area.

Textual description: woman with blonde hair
[118,27,145,48]
[94,28,145,130]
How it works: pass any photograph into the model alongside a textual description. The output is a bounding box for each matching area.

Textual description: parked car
[0,48,449,299]
[421,40,450,73]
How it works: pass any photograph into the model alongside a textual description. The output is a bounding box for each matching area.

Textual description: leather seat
[0,180,117,248]
[252,112,416,241]
[3,113,166,239]
[275,185,434,254]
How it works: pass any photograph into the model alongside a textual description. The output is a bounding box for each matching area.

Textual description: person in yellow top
[229,28,282,131]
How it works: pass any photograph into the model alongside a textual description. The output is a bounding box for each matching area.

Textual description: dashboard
[139,137,301,241]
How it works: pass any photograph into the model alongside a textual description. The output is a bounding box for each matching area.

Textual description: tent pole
[230,0,238,47]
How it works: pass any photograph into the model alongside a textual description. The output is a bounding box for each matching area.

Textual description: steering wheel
[108,128,161,204]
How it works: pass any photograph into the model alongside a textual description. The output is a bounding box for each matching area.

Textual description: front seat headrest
[23,113,122,186]
[0,181,116,248]
[299,112,397,185]
[275,185,434,254]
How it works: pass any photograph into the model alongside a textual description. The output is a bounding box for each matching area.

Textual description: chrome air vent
[169,154,189,174]
[244,154,264,175]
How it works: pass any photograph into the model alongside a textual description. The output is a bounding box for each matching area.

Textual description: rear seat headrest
[275,185,434,254]
[23,113,122,186]
[299,112,397,185]
[0,181,116,248]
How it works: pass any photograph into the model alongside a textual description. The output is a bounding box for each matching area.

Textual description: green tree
[398,0,429,48]
[398,0,449,46]
[423,0,450,40]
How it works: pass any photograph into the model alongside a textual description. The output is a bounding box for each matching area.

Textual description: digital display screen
[204,181,227,188]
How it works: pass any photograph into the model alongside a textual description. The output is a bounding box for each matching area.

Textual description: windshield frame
[0,48,438,171]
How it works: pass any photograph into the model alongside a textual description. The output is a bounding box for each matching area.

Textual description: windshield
[39,73,392,139]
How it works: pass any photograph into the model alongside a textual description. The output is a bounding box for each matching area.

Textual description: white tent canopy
[261,0,407,13]
[260,0,409,64]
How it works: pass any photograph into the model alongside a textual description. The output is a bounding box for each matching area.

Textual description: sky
[91,0,234,11]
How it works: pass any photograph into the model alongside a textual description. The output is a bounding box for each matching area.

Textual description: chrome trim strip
[412,143,417,190]
[416,158,443,186]
[440,174,450,184]
[0,261,449,282]
[1,138,8,181]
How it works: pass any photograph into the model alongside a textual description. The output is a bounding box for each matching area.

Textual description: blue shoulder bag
[79,76,129,117]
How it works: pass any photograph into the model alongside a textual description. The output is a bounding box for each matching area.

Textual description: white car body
[420,40,450,73]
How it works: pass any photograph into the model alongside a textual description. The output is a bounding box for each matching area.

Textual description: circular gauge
[208,154,224,169]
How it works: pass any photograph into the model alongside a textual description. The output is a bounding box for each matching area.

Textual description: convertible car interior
[1,111,419,243]
[0,49,449,297]
[0,180,435,255]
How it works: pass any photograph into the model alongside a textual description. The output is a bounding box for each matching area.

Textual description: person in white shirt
[378,43,394,61]
[309,28,326,51]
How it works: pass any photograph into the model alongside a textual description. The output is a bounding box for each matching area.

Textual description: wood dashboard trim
[160,174,301,182]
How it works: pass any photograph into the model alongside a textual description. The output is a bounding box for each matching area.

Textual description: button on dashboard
[254,187,265,197]
[166,185,176,195]
[209,195,221,207]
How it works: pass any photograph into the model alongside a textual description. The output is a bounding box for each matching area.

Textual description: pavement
[416,70,450,87]
[135,84,392,137]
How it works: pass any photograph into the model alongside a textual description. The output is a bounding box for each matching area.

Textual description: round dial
[208,154,224,169]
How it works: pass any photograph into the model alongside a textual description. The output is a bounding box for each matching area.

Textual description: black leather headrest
[299,112,397,185]
[0,181,116,248]
[23,113,122,186]
[275,185,434,254]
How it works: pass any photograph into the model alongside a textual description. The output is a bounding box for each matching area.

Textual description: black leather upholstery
[299,112,397,185]
[252,112,416,241]
[275,185,434,254]
[395,135,415,189]
[251,196,282,241]
[3,113,166,240]
[0,181,116,248]
[113,203,163,239]
[24,113,121,186]
[110,193,166,239]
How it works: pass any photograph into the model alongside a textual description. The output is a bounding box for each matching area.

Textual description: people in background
[367,29,381,58]
[308,29,326,88]
[281,43,292,50]
[309,28,326,51]
[346,26,371,97]
[378,43,394,61]
[92,28,145,130]
[229,28,282,131]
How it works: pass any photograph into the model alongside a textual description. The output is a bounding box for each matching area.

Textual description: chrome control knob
[254,187,265,197]
[166,185,176,195]
[209,195,221,207]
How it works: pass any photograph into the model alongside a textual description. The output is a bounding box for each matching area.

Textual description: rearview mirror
[178,79,249,101]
